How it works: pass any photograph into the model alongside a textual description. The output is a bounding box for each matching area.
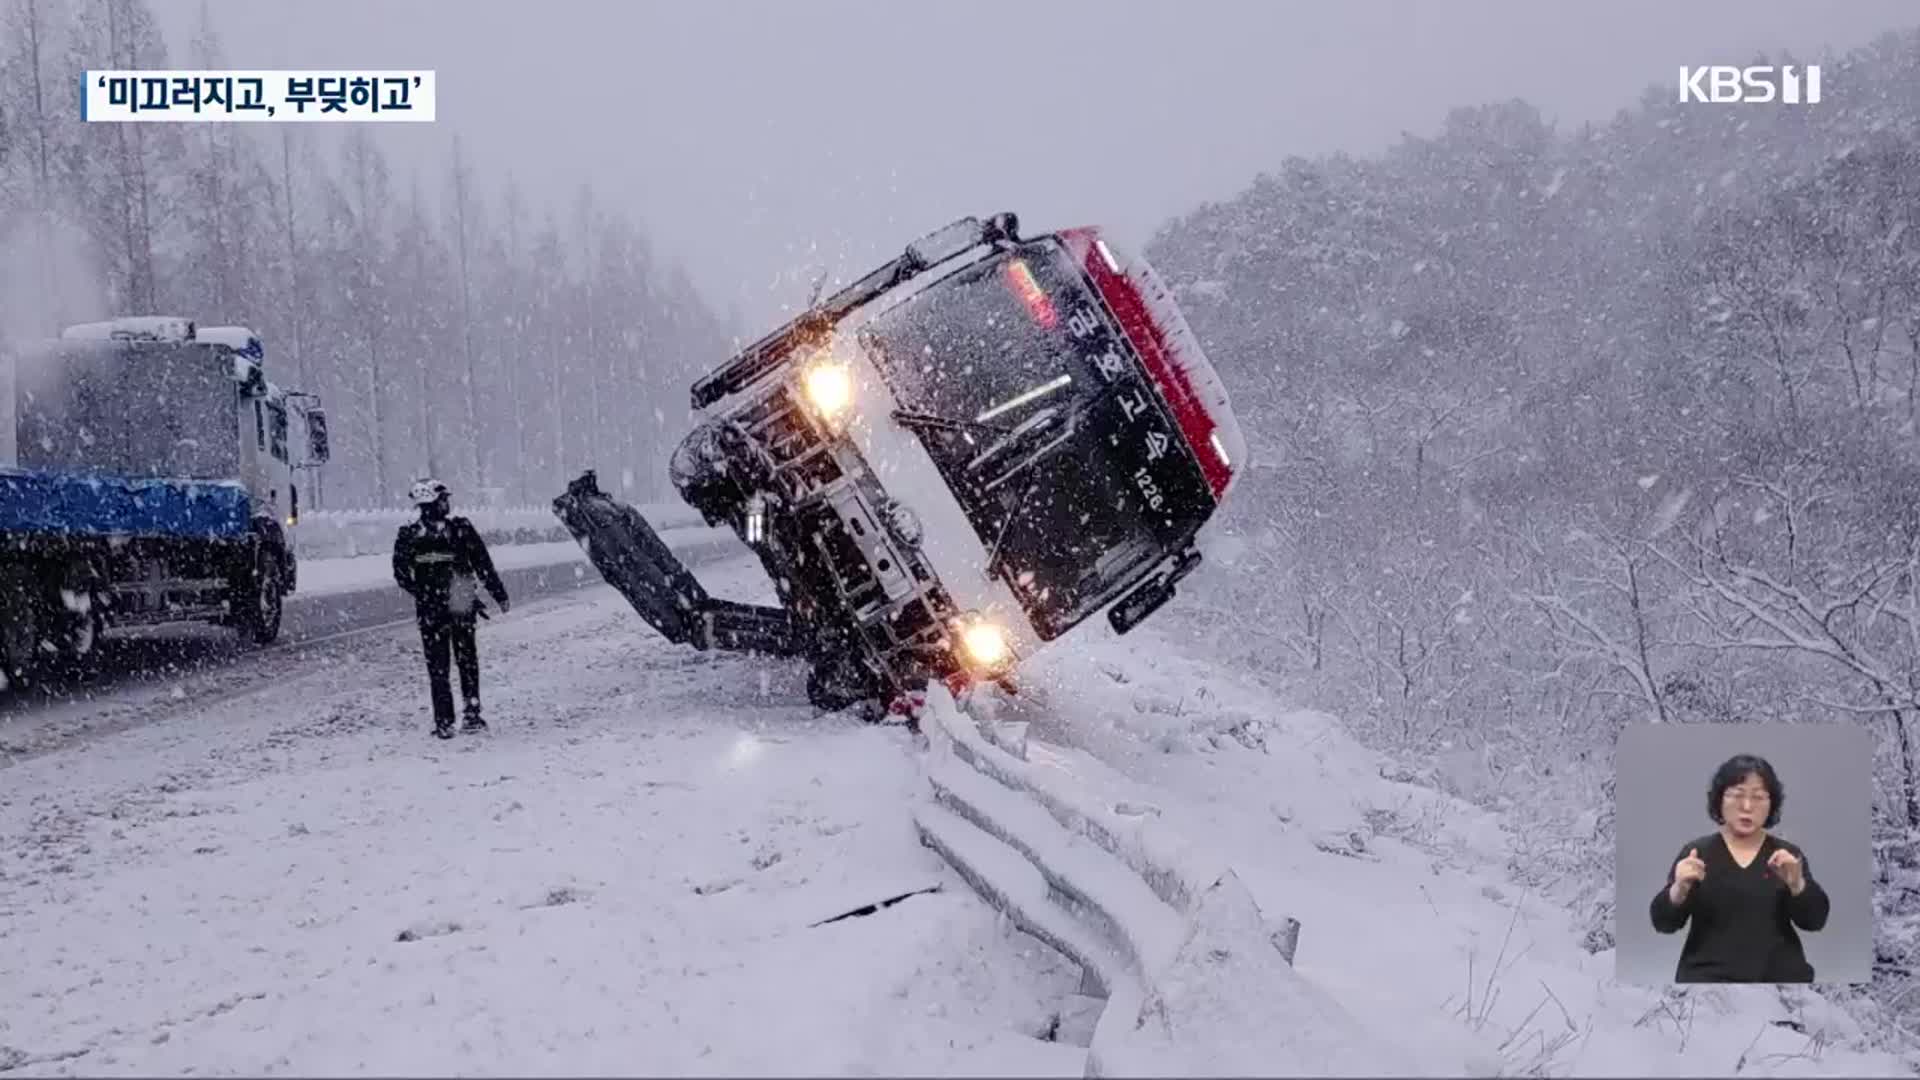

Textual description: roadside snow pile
[296,502,704,559]
[1004,627,1915,1078]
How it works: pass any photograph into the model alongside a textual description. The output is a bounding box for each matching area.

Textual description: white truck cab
[194,325,330,532]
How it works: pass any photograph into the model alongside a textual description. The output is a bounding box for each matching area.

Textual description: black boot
[433,717,456,739]
[462,707,487,733]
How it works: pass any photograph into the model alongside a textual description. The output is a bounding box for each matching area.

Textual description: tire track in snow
[0,544,761,766]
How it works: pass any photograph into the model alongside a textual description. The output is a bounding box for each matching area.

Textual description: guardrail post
[1270,914,1301,966]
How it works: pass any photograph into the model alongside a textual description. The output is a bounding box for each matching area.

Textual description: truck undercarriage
[553,469,886,712]
[0,527,289,683]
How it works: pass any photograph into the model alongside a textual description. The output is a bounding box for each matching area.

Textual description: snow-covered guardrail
[913,684,1411,1077]
[295,502,705,560]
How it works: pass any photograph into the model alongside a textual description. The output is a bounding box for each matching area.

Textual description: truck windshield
[858,240,1213,639]
[14,342,241,479]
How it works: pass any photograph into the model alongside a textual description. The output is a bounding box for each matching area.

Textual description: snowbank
[1087,875,1423,1079]
[293,539,593,598]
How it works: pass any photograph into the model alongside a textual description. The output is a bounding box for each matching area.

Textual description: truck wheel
[57,605,101,666]
[237,551,285,645]
[53,566,103,666]
[0,610,35,689]
[0,569,41,688]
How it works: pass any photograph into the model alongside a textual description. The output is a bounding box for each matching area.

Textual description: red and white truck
[554,212,1245,713]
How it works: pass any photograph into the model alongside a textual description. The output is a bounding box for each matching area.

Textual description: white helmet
[408,478,450,506]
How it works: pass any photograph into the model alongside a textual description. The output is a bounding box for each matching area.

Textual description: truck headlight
[952,612,1012,672]
[801,358,854,421]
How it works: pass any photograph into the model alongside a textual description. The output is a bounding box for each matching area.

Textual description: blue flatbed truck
[0,317,330,685]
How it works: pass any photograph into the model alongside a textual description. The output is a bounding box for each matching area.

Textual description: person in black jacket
[1649,753,1830,982]
[393,478,510,738]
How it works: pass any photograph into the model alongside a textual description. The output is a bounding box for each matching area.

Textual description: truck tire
[236,548,285,645]
[0,609,35,689]
[55,599,102,666]
[0,567,41,688]
[53,563,103,666]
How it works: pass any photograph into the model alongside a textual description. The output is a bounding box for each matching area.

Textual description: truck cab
[197,327,328,563]
[557,213,1245,713]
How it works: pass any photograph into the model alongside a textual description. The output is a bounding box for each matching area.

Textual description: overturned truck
[554,213,1247,714]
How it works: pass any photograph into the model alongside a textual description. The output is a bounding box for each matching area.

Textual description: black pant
[418,610,480,722]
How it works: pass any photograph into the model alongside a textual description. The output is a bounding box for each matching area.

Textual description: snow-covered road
[0,528,743,759]
[0,558,1085,1076]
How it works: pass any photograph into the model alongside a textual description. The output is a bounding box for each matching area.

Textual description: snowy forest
[1151,28,1920,1031]
[0,0,733,510]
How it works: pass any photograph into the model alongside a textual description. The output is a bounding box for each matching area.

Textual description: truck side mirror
[306,409,330,464]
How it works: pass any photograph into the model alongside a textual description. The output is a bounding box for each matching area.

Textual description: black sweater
[1649,832,1830,983]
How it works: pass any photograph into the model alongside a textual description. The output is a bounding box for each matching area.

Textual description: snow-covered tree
[0,1,728,511]
[1149,26,1920,1035]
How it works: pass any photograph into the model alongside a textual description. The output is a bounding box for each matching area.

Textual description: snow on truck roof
[55,318,262,357]
[51,319,270,392]
[197,326,264,359]
[60,316,197,343]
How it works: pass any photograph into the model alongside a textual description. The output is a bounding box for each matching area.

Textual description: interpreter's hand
[1670,848,1706,903]
[498,597,511,614]
[1768,848,1806,894]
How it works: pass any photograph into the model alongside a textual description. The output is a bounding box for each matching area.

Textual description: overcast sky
[154,0,1918,332]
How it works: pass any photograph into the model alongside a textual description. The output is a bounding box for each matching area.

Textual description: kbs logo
[1679,65,1821,104]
